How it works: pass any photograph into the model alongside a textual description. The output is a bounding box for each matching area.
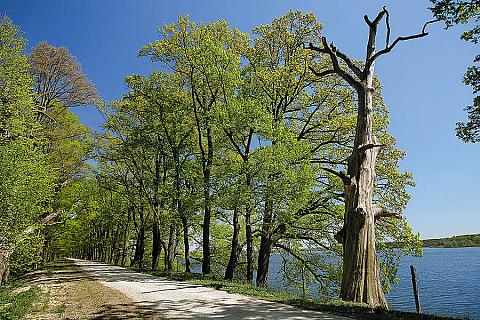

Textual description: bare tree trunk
[182,216,190,272]
[225,206,241,280]
[166,223,177,271]
[307,7,434,308]
[256,196,273,286]
[121,207,132,267]
[152,213,162,271]
[245,173,254,283]
[245,207,254,283]
[131,206,146,271]
[201,129,213,274]
[340,81,387,307]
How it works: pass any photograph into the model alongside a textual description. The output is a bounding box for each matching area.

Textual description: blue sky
[3,0,479,238]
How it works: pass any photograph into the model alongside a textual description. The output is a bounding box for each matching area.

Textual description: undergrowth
[0,282,39,320]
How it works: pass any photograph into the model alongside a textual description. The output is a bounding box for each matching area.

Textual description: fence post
[410,265,421,313]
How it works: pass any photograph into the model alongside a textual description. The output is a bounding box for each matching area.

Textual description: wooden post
[410,265,421,313]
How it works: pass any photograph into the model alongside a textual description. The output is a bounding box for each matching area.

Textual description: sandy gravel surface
[73,258,353,320]
[25,259,164,319]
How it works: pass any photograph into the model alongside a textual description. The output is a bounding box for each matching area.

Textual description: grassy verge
[148,270,467,320]
[0,281,40,320]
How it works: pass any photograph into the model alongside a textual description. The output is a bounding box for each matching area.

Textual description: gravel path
[72,258,353,320]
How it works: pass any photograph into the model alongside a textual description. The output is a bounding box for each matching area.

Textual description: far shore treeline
[385,234,480,249]
[421,234,480,248]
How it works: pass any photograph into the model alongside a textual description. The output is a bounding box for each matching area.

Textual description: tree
[0,16,56,284]
[29,42,97,120]
[429,0,480,141]
[140,17,249,274]
[308,7,434,307]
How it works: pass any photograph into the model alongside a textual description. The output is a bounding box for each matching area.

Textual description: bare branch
[322,167,351,185]
[369,19,438,64]
[358,143,385,153]
[329,44,364,79]
[308,66,337,78]
[307,39,361,89]
[384,6,391,47]
[374,205,402,220]
[422,19,440,34]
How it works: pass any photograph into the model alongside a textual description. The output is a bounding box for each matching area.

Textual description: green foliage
[0,15,94,284]
[9,234,44,278]
[0,285,39,320]
[0,17,55,267]
[52,10,419,301]
[0,16,35,140]
[430,1,480,142]
[422,233,480,247]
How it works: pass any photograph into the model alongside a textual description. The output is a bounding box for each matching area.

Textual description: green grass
[148,270,468,320]
[0,283,40,320]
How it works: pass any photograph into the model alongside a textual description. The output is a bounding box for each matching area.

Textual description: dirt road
[73,258,353,320]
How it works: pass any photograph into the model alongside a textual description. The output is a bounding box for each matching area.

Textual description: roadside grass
[0,281,40,320]
[149,270,468,320]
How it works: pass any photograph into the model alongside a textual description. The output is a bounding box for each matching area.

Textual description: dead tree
[308,7,436,308]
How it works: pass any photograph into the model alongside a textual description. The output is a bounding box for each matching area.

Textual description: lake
[267,247,480,319]
[387,247,480,319]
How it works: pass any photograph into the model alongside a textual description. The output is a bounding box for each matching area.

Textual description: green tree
[0,16,56,284]
[140,16,249,274]
[430,0,480,141]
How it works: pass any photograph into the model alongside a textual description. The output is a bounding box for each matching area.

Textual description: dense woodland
[0,0,478,310]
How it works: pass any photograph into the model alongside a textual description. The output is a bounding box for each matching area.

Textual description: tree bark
[131,206,145,271]
[307,8,432,308]
[166,223,177,271]
[201,127,213,274]
[152,213,162,271]
[225,206,241,280]
[245,173,254,283]
[337,14,389,308]
[256,196,273,286]
[121,206,132,267]
[0,251,10,286]
[245,207,254,283]
[182,216,191,272]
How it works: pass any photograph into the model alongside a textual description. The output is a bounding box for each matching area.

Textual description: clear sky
[3,0,479,239]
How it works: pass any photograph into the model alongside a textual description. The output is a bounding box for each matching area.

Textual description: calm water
[267,247,480,319]
[387,247,480,319]
[190,247,479,318]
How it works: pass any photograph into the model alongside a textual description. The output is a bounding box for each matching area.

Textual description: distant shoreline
[421,233,480,248]
[422,245,480,248]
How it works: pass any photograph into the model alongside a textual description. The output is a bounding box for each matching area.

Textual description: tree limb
[322,167,351,185]
[374,205,402,220]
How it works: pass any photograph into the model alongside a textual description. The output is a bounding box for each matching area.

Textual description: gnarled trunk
[340,59,387,307]
[307,7,432,307]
